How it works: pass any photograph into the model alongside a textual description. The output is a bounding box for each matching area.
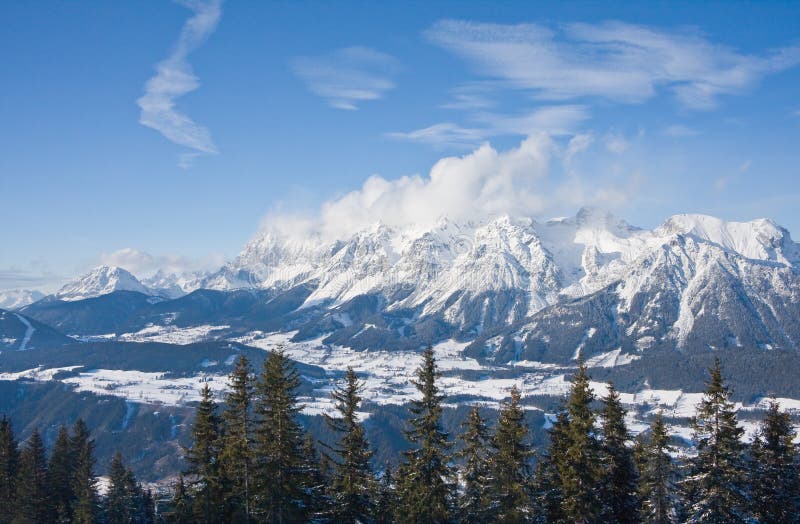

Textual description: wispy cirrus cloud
[388,105,589,148]
[426,20,800,110]
[137,0,222,166]
[292,47,399,110]
[663,124,701,137]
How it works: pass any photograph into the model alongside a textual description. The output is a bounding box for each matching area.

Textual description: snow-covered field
[117,324,230,344]
[61,369,230,405]
[78,324,231,345]
[2,330,799,441]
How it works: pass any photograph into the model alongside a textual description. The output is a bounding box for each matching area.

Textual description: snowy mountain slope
[56,266,152,301]
[0,309,74,351]
[7,208,800,484]
[38,208,800,357]
[0,289,44,310]
[139,270,203,299]
[470,231,800,365]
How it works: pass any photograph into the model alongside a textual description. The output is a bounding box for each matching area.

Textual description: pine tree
[395,346,453,523]
[253,348,308,522]
[141,488,157,524]
[14,429,53,524]
[489,386,534,522]
[599,383,639,524]
[48,426,75,523]
[69,419,91,457]
[324,367,374,523]
[219,355,255,522]
[0,416,18,524]
[70,419,99,524]
[185,383,223,523]
[532,411,568,524]
[374,463,396,524]
[171,474,193,524]
[750,398,800,523]
[558,359,603,523]
[638,412,675,524]
[105,452,135,524]
[682,357,748,523]
[71,439,99,524]
[456,406,492,523]
[301,433,329,518]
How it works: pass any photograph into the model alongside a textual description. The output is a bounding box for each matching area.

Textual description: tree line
[0,417,156,523]
[2,347,799,523]
[175,348,800,523]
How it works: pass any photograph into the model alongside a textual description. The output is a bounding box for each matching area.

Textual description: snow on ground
[14,313,34,351]
[121,401,136,429]
[584,348,641,368]
[235,332,507,406]
[3,328,800,445]
[511,360,561,370]
[744,396,800,413]
[0,366,83,381]
[61,369,230,405]
[117,324,230,344]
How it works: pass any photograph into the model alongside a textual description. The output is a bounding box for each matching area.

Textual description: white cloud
[663,124,701,137]
[137,0,222,162]
[564,133,594,162]
[440,84,496,110]
[739,159,752,173]
[386,122,485,149]
[98,248,222,276]
[292,47,399,110]
[713,160,751,191]
[261,134,639,241]
[426,19,800,110]
[0,269,58,291]
[714,176,731,191]
[388,105,588,147]
[604,132,629,154]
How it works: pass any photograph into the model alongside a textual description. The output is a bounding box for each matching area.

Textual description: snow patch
[14,314,34,351]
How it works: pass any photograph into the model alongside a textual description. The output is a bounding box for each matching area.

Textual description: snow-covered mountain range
[0,289,44,310]
[4,207,800,477]
[16,207,800,361]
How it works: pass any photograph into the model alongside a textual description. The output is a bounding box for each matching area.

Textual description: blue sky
[1,1,799,291]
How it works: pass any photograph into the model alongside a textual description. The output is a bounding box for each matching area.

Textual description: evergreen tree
[0,416,18,524]
[301,433,329,519]
[185,383,224,523]
[71,438,99,524]
[140,488,157,524]
[253,348,308,522]
[489,386,534,522]
[558,359,603,523]
[107,455,154,524]
[170,474,193,524]
[456,406,492,523]
[219,355,255,522]
[105,452,136,524]
[324,367,374,523]
[638,412,675,524]
[48,426,75,523]
[599,383,639,524]
[682,357,748,523]
[374,463,395,524]
[14,429,52,524]
[69,419,92,459]
[750,398,800,523]
[395,346,453,523]
[532,411,568,524]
